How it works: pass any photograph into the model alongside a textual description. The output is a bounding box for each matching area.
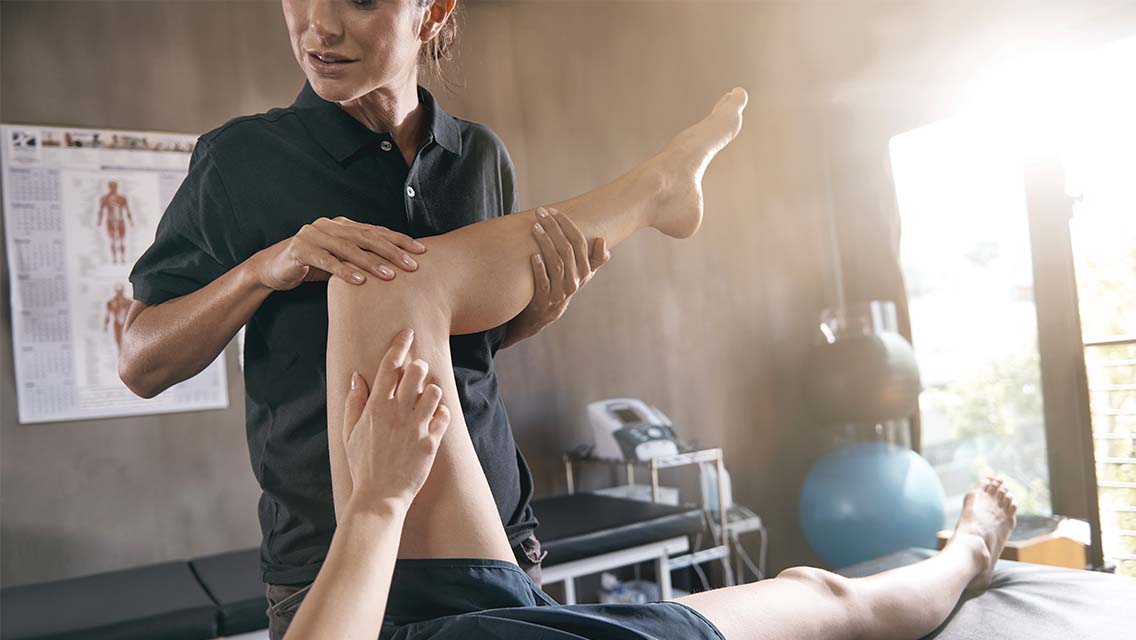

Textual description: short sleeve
[500,144,519,216]
[129,138,248,305]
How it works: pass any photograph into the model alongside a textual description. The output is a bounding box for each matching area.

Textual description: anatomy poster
[2,124,228,423]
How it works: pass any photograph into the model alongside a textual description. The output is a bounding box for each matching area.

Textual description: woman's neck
[339,76,424,166]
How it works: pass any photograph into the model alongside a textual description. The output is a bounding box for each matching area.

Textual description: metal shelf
[562,447,735,586]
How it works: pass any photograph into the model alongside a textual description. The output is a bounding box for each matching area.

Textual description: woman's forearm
[284,497,408,640]
[119,257,272,398]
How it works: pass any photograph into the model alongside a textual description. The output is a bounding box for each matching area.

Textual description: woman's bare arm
[119,260,270,398]
[121,219,425,398]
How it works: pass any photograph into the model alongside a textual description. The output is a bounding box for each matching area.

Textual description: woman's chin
[306,76,358,102]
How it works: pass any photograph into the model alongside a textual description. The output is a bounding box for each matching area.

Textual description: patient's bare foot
[947,477,1018,591]
[650,87,748,238]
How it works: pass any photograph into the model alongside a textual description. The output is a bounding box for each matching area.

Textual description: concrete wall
[4,0,1131,588]
[0,1,305,587]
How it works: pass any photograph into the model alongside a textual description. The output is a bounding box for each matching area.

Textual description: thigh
[394,330,517,561]
[326,278,516,562]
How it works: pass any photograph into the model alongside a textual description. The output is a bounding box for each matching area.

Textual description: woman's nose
[308,0,345,43]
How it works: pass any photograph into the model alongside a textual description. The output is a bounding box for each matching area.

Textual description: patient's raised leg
[677,478,1017,640]
[326,88,747,561]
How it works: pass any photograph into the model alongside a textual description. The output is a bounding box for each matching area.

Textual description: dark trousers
[265,534,546,640]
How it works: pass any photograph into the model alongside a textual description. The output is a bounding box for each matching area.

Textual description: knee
[777,566,854,600]
[777,567,866,637]
[327,273,449,336]
[328,272,402,308]
[327,271,428,313]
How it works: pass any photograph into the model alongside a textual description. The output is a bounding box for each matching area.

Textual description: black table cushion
[533,494,705,567]
[0,561,217,640]
[839,547,1136,639]
[189,549,268,635]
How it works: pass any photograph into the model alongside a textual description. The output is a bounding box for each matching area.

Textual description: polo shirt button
[406,186,416,198]
[380,140,392,152]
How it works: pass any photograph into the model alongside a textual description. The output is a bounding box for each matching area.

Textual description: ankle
[948,529,990,571]
[636,161,671,223]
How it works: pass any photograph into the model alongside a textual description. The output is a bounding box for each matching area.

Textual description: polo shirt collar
[420,86,463,156]
[292,81,462,163]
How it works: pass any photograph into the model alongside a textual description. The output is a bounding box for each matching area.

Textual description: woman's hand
[339,329,450,510]
[503,207,611,347]
[253,217,427,291]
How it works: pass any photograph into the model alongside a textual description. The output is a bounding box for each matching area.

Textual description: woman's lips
[307,52,356,76]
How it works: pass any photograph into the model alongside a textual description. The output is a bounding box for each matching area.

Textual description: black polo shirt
[129,82,538,584]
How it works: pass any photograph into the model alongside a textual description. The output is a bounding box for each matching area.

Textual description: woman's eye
[351,0,375,6]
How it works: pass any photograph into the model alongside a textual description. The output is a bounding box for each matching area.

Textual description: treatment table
[4,526,1134,638]
[838,547,1136,638]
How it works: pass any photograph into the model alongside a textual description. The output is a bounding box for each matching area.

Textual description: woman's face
[282,0,426,102]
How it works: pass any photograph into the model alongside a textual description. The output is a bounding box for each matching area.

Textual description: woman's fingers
[308,222,398,280]
[363,237,419,273]
[342,371,370,446]
[533,209,566,302]
[371,329,414,401]
[540,209,580,294]
[292,226,370,284]
[428,404,451,442]
[320,230,395,279]
[329,216,425,268]
[341,224,419,273]
[550,209,591,285]
[314,217,418,277]
[530,254,552,300]
[395,358,429,410]
[589,236,611,273]
[333,217,427,255]
[412,383,444,432]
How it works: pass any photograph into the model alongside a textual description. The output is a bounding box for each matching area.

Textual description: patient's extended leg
[416,87,746,336]
[677,478,1017,640]
[327,88,747,561]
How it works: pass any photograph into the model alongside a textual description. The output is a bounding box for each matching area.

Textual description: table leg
[655,554,672,600]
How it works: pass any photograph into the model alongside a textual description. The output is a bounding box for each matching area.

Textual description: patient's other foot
[651,87,748,238]
[947,477,1017,591]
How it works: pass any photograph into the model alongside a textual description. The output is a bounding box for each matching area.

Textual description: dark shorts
[268,559,723,640]
[268,534,548,639]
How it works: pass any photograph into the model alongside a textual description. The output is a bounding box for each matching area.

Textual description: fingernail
[379,266,394,278]
[402,255,417,269]
[534,254,543,264]
[537,208,548,218]
[549,208,559,215]
[534,223,546,234]
[412,241,426,252]
[351,271,364,283]
[350,372,360,389]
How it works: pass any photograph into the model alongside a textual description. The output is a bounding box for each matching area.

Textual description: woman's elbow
[117,340,162,399]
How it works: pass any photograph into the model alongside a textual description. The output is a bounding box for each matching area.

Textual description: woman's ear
[419,0,457,42]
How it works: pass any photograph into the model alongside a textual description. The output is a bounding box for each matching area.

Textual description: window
[890,36,1136,574]
[891,116,1050,523]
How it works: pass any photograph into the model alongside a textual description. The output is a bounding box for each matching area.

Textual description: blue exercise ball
[799,442,946,568]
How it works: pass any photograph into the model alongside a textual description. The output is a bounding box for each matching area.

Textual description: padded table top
[839,548,1136,639]
[190,549,269,636]
[533,493,705,567]
[0,561,218,640]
